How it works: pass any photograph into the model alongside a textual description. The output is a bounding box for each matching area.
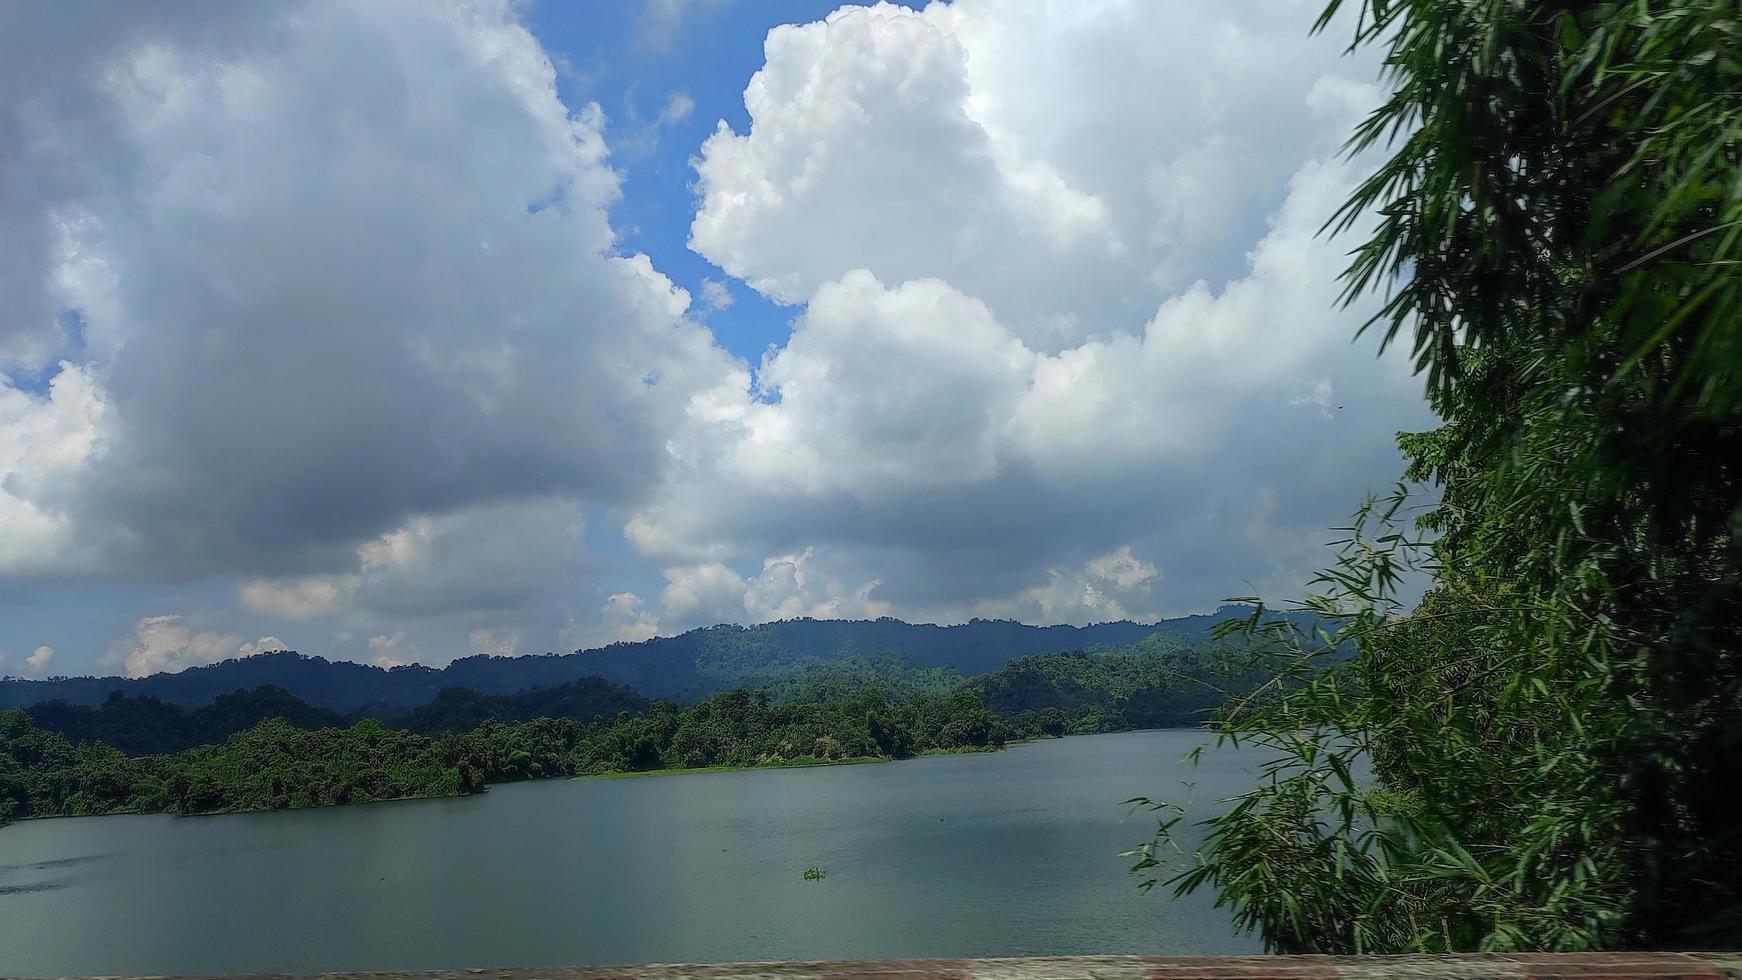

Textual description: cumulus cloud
[106,615,288,678]
[367,632,409,668]
[226,497,595,663]
[637,0,1431,626]
[0,0,734,582]
[699,278,734,311]
[660,563,750,627]
[348,497,588,619]
[0,364,106,575]
[601,592,660,643]
[238,576,348,619]
[655,550,890,632]
[1,0,1436,672]
[742,550,890,624]
[704,271,1035,496]
[26,645,55,674]
[691,1,1382,349]
[983,546,1162,624]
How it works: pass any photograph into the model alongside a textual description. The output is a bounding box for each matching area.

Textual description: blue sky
[0,0,1428,679]
[528,1,859,365]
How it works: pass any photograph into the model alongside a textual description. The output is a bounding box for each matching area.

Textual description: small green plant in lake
[802,867,826,880]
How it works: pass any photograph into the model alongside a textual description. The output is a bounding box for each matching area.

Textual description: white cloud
[227,497,595,662]
[699,278,734,311]
[989,546,1162,625]
[367,632,409,668]
[726,271,1034,496]
[0,0,735,582]
[1,0,1437,672]
[625,0,1429,626]
[1088,546,1160,591]
[0,364,106,575]
[742,549,890,624]
[691,1,1382,350]
[601,592,660,643]
[349,497,587,619]
[638,76,1429,624]
[660,562,749,626]
[237,576,350,619]
[658,90,695,125]
[468,628,520,657]
[654,550,888,632]
[26,645,54,673]
[105,615,289,678]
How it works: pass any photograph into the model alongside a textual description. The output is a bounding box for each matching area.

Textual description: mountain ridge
[0,608,1260,711]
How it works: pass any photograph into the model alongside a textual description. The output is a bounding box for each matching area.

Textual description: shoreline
[573,740,1017,781]
[3,729,1198,826]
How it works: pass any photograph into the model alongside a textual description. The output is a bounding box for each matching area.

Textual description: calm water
[0,730,1264,976]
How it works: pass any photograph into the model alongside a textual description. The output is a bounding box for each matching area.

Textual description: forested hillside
[971,631,1260,735]
[24,685,344,755]
[0,611,1255,710]
[23,677,647,753]
[3,628,1256,824]
[1,686,1013,824]
[19,632,1246,757]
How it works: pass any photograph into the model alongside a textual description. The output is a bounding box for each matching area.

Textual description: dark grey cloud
[0,1,281,367]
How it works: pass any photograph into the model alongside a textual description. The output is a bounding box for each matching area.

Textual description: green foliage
[164,718,475,813]
[0,709,169,819]
[803,867,826,880]
[23,678,645,752]
[1,624,1255,827]
[26,686,345,755]
[753,654,964,703]
[1136,0,1742,954]
[0,616,1209,710]
[1,709,479,821]
[0,684,1015,825]
[386,677,647,734]
[971,633,1265,737]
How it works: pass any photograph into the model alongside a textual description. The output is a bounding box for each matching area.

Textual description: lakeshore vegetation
[1,634,1249,825]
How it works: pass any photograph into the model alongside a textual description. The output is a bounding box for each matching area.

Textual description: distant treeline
[21,677,648,755]
[0,687,1009,824]
[0,610,1273,710]
[2,635,1257,825]
[970,631,1258,736]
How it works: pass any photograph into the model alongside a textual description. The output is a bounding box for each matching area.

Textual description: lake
[0,730,1264,976]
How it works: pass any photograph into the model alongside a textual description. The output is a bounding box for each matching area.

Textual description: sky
[0,0,1432,680]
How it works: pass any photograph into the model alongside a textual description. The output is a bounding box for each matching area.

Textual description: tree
[1134,0,1742,953]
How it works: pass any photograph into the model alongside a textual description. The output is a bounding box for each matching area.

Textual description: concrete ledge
[46,953,1742,980]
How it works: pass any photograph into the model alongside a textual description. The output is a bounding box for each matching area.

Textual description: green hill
[0,609,1262,710]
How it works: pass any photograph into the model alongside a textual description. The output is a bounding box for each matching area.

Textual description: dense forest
[0,687,1009,824]
[970,631,1272,735]
[20,676,647,754]
[1,635,1245,825]
[0,611,1261,710]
